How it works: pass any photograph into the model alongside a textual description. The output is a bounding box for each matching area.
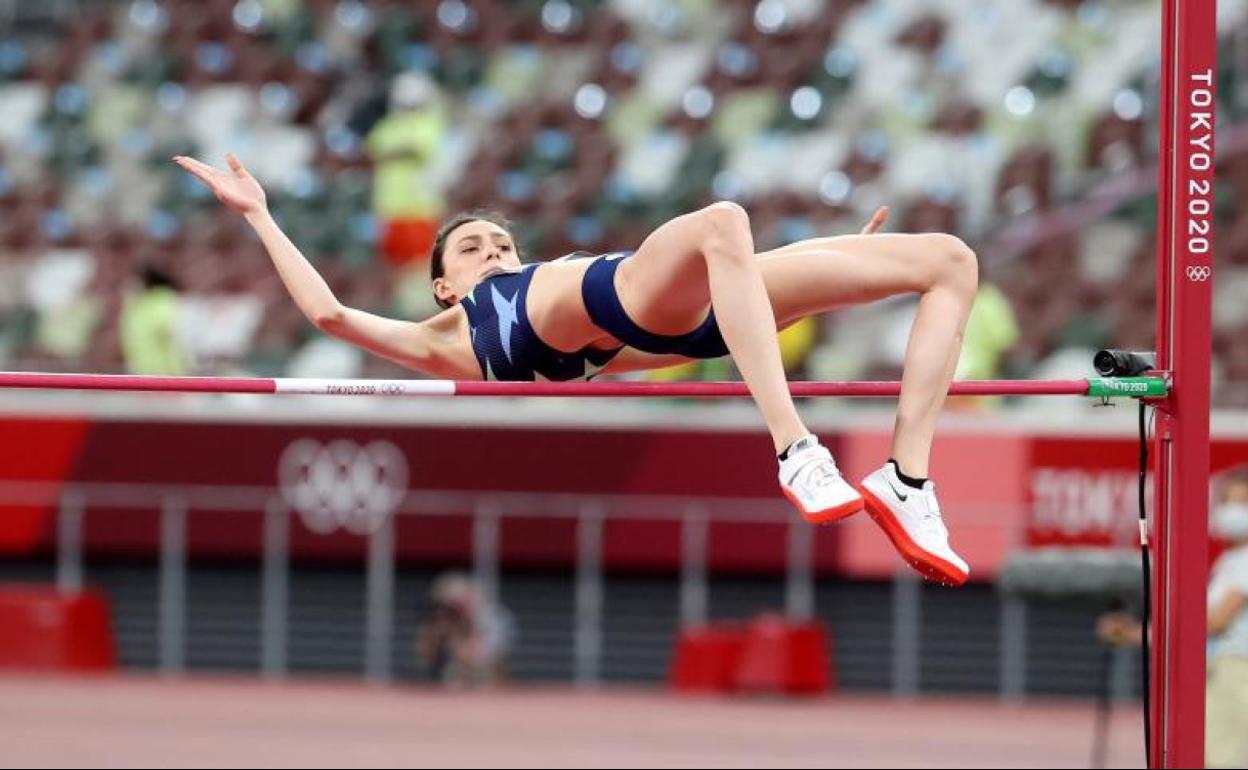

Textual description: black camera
[1093,349,1156,378]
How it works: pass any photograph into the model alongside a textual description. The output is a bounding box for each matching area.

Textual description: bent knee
[697,201,752,259]
[924,233,978,296]
[699,201,750,234]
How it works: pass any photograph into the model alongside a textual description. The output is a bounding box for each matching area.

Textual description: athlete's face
[434,220,522,306]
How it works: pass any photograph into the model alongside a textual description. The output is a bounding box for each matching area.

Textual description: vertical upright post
[1154,1,1215,765]
[260,497,289,679]
[473,502,501,607]
[891,570,921,697]
[785,516,814,621]
[679,506,709,629]
[999,596,1027,700]
[364,513,395,683]
[55,489,84,594]
[1111,644,1135,701]
[158,495,187,675]
[574,503,604,687]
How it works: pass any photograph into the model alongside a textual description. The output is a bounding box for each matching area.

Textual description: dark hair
[430,209,517,309]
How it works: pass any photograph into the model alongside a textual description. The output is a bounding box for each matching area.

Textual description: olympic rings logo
[379,382,404,396]
[1186,265,1212,282]
[278,438,409,535]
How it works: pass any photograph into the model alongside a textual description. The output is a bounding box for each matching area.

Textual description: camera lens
[1094,350,1156,377]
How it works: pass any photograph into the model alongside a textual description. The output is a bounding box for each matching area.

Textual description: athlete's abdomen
[461,265,620,382]
[527,259,620,353]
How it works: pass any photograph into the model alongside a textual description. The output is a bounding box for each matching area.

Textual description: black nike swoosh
[885,475,908,502]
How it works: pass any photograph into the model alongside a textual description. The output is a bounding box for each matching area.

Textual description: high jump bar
[0,372,1168,399]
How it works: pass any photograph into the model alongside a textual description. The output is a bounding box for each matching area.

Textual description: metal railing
[0,479,1134,698]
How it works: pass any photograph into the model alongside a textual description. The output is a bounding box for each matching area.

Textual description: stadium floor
[0,674,1145,768]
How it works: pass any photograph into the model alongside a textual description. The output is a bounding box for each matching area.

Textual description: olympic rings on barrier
[278,438,409,534]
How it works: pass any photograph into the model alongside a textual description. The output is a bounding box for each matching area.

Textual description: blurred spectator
[1093,468,1248,768]
[1095,606,1142,648]
[121,265,187,375]
[416,572,514,687]
[644,318,814,384]
[777,318,819,377]
[1207,469,1248,769]
[644,354,732,384]
[950,278,1020,409]
[955,282,1020,382]
[27,247,104,364]
[367,71,449,266]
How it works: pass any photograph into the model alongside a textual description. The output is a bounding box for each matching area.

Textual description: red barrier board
[0,414,1245,579]
[0,586,116,671]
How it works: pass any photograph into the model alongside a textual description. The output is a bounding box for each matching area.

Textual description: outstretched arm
[177,154,341,324]
[174,155,471,378]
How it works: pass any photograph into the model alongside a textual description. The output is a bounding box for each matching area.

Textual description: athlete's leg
[756,233,979,477]
[613,202,806,453]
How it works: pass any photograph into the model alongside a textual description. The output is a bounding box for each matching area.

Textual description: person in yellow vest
[367,70,450,266]
[120,265,187,375]
[956,282,1019,382]
[949,275,1019,410]
[644,317,817,383]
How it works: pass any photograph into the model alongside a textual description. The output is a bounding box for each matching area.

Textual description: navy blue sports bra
[460,261,621,382]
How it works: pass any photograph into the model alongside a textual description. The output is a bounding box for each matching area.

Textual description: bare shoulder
[423,302,469,336]
[418,304,480,379]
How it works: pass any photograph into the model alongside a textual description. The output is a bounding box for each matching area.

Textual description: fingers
[172,154,262,214]
[225,153,251,179]
[868,206,887,234]
[173,155,220,185]
[860,206,889,235]
[174,155,216,175]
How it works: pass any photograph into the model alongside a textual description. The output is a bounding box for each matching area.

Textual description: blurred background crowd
[1,3,1246,766]
[0,0,1246,403]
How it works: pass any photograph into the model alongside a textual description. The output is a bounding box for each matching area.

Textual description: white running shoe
[858,463,970,586]
[778,438,864,524]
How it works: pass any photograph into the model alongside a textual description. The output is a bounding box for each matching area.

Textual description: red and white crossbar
[0,372,1166,398]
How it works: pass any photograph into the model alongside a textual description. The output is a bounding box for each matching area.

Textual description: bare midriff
[524,258,621,354]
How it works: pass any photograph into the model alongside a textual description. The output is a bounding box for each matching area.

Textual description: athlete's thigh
[613,210,714,336]
[759,233,949,327]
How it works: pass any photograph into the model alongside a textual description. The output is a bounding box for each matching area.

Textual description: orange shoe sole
[858,486,969,587]
[781,485,865,525]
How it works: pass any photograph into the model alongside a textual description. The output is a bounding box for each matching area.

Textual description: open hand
[174,154,267,216]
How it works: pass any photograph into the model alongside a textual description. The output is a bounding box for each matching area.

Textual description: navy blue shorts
[580,253,729,359]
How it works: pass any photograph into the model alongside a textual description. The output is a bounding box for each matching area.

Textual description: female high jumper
[177,153,977,585]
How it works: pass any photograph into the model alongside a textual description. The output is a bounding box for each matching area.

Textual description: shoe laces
[918,483,947,535]
[799,451,841,489]
[809,462,842,489]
